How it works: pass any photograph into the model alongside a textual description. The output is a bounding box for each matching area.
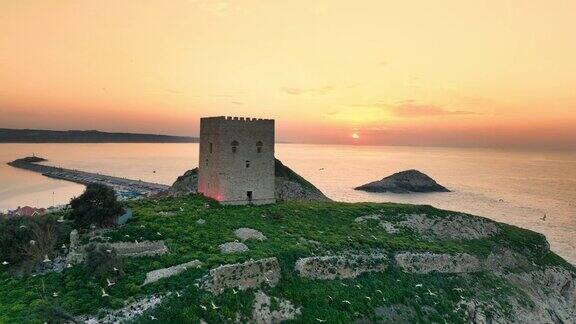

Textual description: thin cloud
[391,102,477,117]
[348,100,477,118]
[281,86,335,96]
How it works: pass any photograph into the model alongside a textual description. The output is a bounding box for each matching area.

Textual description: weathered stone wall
[143,260,202,285]
[198,116,275,205]
[201,257,280,295]
[295,254,388,280]
[394,252,483,274]
[110,240,168,257]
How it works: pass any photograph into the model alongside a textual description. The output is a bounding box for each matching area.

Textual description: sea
[1,143,575,264]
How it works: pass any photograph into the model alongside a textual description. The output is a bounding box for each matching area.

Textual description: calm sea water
[1,143,575,264]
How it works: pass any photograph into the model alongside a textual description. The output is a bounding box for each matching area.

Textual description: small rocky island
[355,169,450,193]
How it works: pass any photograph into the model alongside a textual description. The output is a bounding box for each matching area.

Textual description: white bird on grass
[113,267,119,272]
[365,296,371,301]
[150,316,157,320]
[211,301,219,310]
[106,249,112,254]
[316,319,327,322]
[453,288,464,292]
[376,289,383,295]
[176,292,182,298]
[232,288,238,294]
[101,289,109,297]
[67,264,72,268]
[43,255,51,263]
[200,305,207,311]
[327,295,333,301]
[426,289,437,296]
[1,261,8,265]
[342,300,351,305]
[157,232,162,236]
[30,240,36,245]
[52,292,58,297]
[415,284,423,288]
[107,278,115,287]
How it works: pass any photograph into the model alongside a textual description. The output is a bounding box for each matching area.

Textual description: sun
[352,133,360,139]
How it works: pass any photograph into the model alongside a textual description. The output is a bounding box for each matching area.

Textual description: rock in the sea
[169,159,330,202]
[355,169,449,193]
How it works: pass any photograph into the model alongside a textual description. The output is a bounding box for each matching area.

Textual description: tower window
[231,140,239,153]
[256,141,263,153]
[246,160,250,168]
[209,142,213,153]
[205,159,208,166]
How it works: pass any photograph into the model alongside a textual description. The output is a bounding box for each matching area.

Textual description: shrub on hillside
[84,243,124,279]
[70,183,123,228]
[0,215,69,272]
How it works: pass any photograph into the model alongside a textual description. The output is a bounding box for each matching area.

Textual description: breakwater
[8,157,170,198]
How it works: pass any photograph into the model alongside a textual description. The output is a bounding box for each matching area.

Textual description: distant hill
[0,128,198,143]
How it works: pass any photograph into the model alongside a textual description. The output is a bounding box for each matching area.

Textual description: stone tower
[198,116,275,205]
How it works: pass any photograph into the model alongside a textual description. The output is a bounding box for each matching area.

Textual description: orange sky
[1,0,575,149]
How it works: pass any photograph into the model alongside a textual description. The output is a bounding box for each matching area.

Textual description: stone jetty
[8,157,169,198]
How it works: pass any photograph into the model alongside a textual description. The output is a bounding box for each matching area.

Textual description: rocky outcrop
[219,242,249,253]
[252,291,301,324]
[78,294,165,324]
[169,168,198,195]
[458,267,576,323]
[502,267,576,323]
[274,159,330,202]
[355,213,500,241]
[295,253,388,280]
[201,258,281,295]
[355,169,449,193]
[398,213,499,241]
[234,228,267,241]
[394,252,483,274]
[169,159,330,202]
[143,260,202,285]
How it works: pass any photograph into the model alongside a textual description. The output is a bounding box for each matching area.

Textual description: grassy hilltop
[0,195,574,323]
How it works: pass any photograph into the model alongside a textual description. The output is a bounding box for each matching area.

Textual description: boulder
[219,242,249,254]
[234,228,267,241]
[355,169,449,193]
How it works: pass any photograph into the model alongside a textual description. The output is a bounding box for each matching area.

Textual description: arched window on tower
[256,141,263,153]
[231,140,239,153]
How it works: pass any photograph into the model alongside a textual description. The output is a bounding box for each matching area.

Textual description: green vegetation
[69,183,123,228]
[84,244,124,280]
[0,214,71,273]
[0,194,572,323]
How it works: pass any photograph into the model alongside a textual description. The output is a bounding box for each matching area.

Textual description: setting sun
[352,133,360,139]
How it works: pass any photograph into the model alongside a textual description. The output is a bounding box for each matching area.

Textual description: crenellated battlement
[202,116,273,123]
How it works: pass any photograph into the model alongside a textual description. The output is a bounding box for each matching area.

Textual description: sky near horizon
[1,0,576,149]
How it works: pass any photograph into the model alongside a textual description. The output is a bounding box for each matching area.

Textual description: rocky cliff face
[170,159,330,202]
[355,169,450,193]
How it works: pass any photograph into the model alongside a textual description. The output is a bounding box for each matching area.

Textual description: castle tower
[198,116,275,205]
